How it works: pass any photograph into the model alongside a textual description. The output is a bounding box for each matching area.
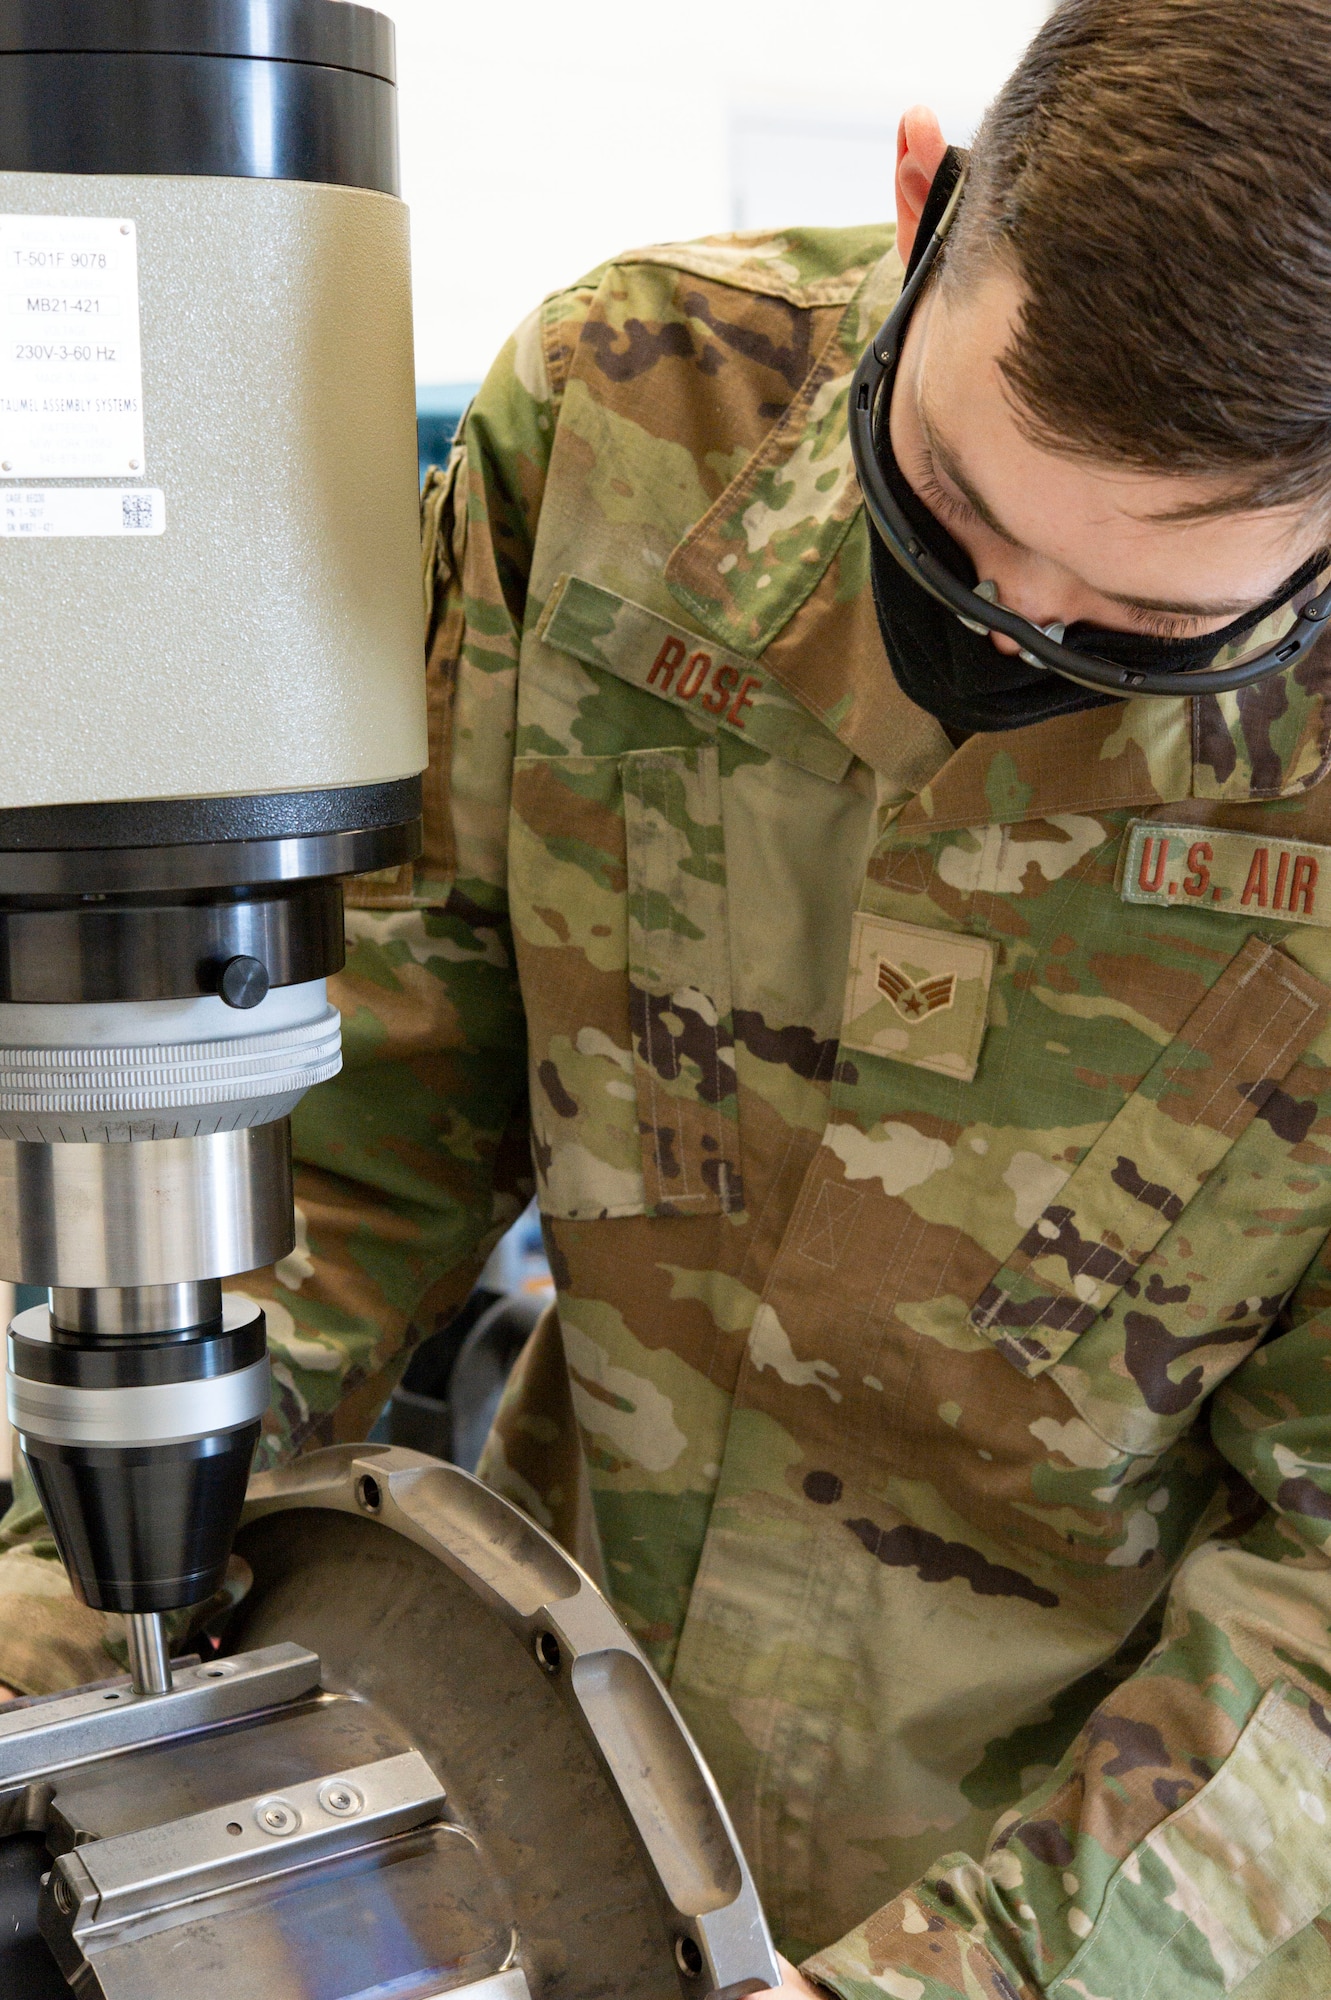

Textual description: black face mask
[868,154,1322,739]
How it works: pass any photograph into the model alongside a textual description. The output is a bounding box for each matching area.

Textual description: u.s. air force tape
[1121,820,1331,925]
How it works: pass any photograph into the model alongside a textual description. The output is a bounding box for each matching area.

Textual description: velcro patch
[1121,820,1331,925]
[537,573,853,783]
[840,913,995,1082]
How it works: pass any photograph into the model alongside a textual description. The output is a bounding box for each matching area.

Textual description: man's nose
[979,564,1074,652]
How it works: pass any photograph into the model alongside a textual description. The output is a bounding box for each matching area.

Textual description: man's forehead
[914,280,1318,616]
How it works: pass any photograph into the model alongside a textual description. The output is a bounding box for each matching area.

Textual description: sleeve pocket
[1055,1680,1331,1997]
[971,936,1331,1377]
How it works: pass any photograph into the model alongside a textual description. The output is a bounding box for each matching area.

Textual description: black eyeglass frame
[848,176,1331,699]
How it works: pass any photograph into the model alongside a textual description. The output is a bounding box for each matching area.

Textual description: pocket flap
[538,574,853,783]
[971,936,1331,1375]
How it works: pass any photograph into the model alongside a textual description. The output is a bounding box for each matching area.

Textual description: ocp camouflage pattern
[9,220,1331,1999]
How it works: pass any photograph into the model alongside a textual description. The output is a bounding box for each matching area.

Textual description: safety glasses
[848,175,1331,700]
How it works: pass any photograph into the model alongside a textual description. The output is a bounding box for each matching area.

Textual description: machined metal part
[49,1282,222,1338]
[123,1615,171,1697]
[432,1982,531,2000]
[49,1747,446,1928]
[0,1459,776,1998]
[8,1337,270,1445]
[0,981,342,1141]
[233,1446,781,2000]
[0,822,420,899]
[0,879,346,1006]
[0,1121,292,1286]
[0,1643,319,1788]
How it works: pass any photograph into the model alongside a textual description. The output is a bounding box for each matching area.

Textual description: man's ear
[895,105,948,267]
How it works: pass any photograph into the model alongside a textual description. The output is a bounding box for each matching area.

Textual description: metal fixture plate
[433,1979,532,2000]
[52,1747,446,1930]
[0,1643,320,1789]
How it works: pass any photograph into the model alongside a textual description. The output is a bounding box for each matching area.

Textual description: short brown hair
[950,0,1331,517]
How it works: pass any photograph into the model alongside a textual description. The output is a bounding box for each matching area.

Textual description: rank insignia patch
[841,914,994,1081]
[877,960,956,1019]
[1120,820,1331,927]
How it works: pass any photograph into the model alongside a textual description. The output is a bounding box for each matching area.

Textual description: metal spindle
[125,1611,172,1695]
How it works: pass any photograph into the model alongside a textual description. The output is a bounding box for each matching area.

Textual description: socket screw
[318,1780,364,1818]
[219,954,270,1009]
[255,1799,300,1837]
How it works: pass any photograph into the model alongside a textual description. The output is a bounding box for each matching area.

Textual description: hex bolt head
[318,1780,364,1818]
[254,1798,300,1836]
[219,955,270,1009]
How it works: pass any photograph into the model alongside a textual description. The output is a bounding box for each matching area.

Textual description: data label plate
[0,215,145,478]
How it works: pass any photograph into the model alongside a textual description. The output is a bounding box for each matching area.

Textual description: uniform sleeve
[803,1236,1331,2000]
[0,293,583,1694]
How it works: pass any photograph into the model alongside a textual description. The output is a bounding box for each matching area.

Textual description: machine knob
[219,956,270,1009]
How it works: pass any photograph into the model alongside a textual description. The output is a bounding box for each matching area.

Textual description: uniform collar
[663,239,1331,819]
[897,639,1331,829]
[664,242,905,656]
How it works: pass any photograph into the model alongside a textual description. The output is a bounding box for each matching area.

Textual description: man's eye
[1125,607,1206,639]
[914,454,976,528]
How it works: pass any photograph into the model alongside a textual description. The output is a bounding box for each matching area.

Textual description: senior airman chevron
[1121,819,1331,925]
[840,912,995,1080]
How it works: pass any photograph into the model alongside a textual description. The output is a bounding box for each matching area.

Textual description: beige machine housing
[0,171,426,808]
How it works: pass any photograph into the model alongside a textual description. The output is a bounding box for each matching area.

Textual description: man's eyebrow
[1096,582,1267,619]
[918,399,1270,622]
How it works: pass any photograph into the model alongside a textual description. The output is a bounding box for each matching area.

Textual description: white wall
[392,0,1050,387]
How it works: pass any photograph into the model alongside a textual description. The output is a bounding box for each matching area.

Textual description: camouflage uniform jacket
[12,220,1331,2000]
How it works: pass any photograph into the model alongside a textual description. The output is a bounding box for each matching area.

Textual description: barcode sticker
[0,486,164,536]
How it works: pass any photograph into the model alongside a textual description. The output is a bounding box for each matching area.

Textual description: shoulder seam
[606,239,886,307]
[540,281,600,405]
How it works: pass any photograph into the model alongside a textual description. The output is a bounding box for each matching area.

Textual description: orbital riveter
[0,0,426,1693]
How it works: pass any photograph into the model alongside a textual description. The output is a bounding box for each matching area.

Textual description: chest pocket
[970,934,1331,1454]
[510,743,742,1222]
